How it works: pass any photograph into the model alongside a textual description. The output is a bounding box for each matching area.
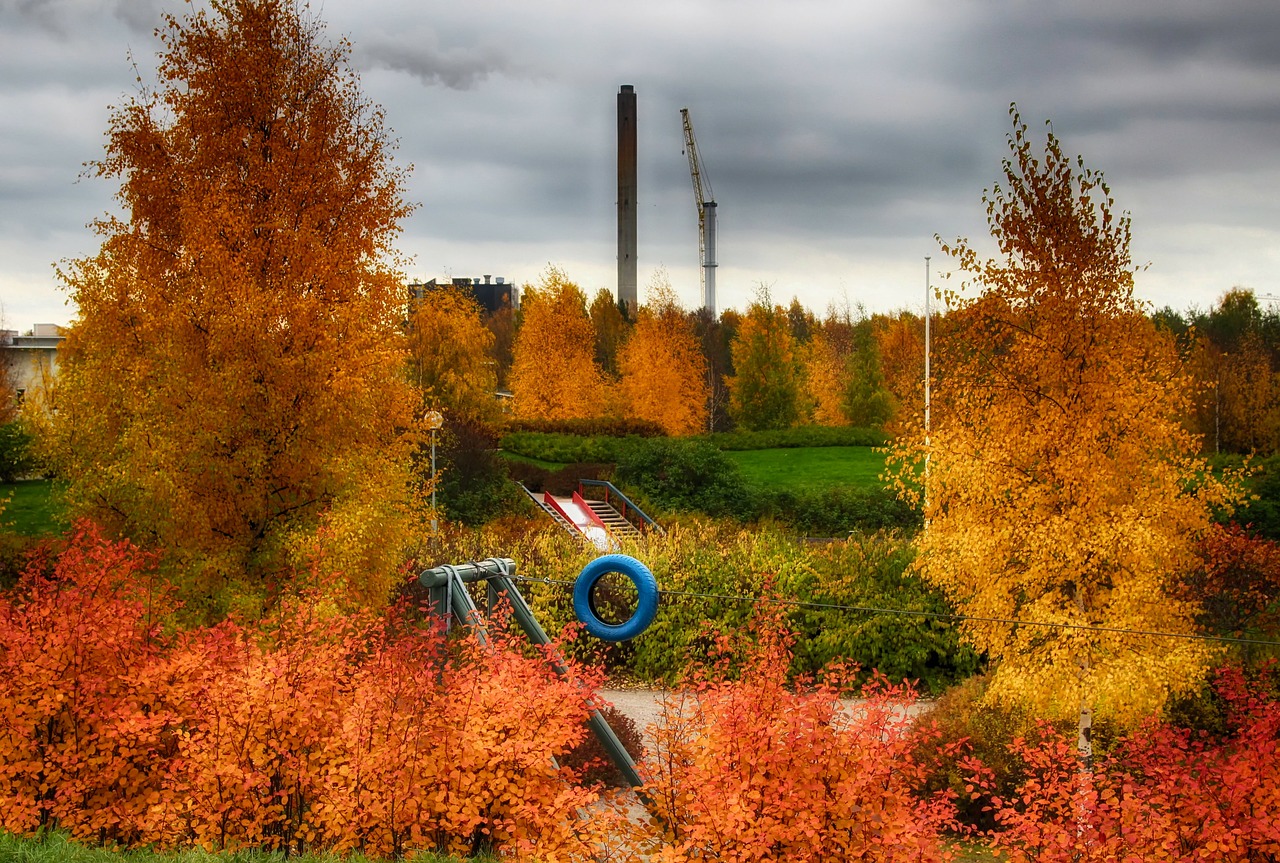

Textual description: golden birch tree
[509,267,608,420]
[618,276,709,435]
[898,107,1237,727]
[406,286,498,422]
[45,0,420,613]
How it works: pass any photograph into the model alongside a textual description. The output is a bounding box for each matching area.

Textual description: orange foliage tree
[509,268,608,420]
[618,277,709,435]
[896,107,1237,730]
[406,286,498,422]
[43,0,419,613]
[590,287,630,378]
[874,311,925,428]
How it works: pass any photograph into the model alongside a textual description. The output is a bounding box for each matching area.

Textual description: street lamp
[424,409,444,537]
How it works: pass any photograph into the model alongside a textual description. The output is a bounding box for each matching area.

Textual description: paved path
[597,687,933,752]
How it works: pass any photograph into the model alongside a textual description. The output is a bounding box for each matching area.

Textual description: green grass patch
[0,832,486,863]
[724,446,888,492]
[705,424,887,450]
[1,479,65,536]
[498,450,568,470]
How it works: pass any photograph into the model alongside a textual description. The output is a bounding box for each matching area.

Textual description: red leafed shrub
[1181,523,1280,641]
[991,662,1280,863]
[0,521,179,843]
[0,524,627,860]
[640,595,963,863]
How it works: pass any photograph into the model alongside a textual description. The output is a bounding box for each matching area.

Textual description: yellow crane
[680,107,717,315]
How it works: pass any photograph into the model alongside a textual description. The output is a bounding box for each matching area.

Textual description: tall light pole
[424,409,444,538]
[924,256,932,524]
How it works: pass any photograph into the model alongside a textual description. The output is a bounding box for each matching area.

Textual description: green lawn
[0,832,483,863]
[1,479,64,536]
[499,451,567,470]
[725,446,888,492]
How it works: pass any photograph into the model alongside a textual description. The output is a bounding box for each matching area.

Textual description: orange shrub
[640,597,962,862]
[990,663,1280,862]
[0,521,179,844]
[0,525,626,860]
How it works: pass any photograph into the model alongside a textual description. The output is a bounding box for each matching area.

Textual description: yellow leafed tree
[897,107,1238,729]
[43,0,420,614]
[802,330,848,427]
[509,268,608,420]
[618,276,709,435]
[406,286,498,422]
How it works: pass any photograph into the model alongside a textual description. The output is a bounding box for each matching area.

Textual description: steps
[585,500,643,541]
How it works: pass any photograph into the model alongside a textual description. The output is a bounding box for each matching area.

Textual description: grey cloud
[359,30,511,90]
[111,0,170,35]
[1,0,163,37]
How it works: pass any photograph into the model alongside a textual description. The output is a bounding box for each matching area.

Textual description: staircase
[584,500,642,541]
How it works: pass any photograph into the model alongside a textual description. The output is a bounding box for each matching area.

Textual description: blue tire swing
[572,554,659,642]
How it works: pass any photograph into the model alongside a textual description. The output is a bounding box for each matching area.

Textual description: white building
[1,324,66,405]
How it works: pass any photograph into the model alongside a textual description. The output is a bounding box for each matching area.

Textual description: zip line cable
[509,575,1280,650]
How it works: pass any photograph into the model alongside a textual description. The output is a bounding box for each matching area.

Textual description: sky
[2,0,1279,332]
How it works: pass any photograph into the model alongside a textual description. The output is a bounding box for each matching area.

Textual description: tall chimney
[617,84,638,315]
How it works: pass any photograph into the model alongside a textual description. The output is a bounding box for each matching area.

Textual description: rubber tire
[573,554,660,642]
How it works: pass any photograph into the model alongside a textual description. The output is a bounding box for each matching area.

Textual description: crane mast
[680,108,717,316]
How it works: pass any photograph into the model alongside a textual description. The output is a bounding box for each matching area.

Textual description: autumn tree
[589,287,630,378]
[874,311,925,424]
[406,286,497,422]
[618,276,709,435]
[898,108,1237,731]
[727,289,804,431]
[804,304,896,428]
[484,303,516,391]
[508,267,608,420]
[691,307,738,432]
[44,0,420,613]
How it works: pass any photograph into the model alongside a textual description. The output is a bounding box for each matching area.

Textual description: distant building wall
[408,275,518,315]
[1,325,66,405]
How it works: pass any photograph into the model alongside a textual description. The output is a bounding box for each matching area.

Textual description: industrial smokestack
[617,84,638,315]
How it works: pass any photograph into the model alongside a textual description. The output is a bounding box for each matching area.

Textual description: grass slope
[725,446,888,492]
[1,480,64,536]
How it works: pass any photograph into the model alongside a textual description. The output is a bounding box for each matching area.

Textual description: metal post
[924,256,932,524]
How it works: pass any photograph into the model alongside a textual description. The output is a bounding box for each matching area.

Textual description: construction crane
[680,107,717,316]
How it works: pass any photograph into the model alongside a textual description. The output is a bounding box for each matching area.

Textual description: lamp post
[924,256,931,526]
[424,409,444,537]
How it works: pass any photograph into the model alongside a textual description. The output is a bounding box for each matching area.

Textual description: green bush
[431,411,531,526]
[761,485,921,535]
[782,531,980,692]
[614,438,752,519]
[0,422,35,483]
[705,424,887,451]
[505,417,665,438]
[500,431,641,464]
[1232,453,1280,540]
[505,461,614,496]
[470,520,978,691]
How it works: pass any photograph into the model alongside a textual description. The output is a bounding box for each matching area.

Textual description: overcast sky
[2,0,1279,331]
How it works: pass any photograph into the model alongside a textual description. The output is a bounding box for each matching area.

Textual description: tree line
[414,266,1279,459]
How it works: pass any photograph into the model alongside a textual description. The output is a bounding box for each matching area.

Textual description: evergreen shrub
[705,424,888,450]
